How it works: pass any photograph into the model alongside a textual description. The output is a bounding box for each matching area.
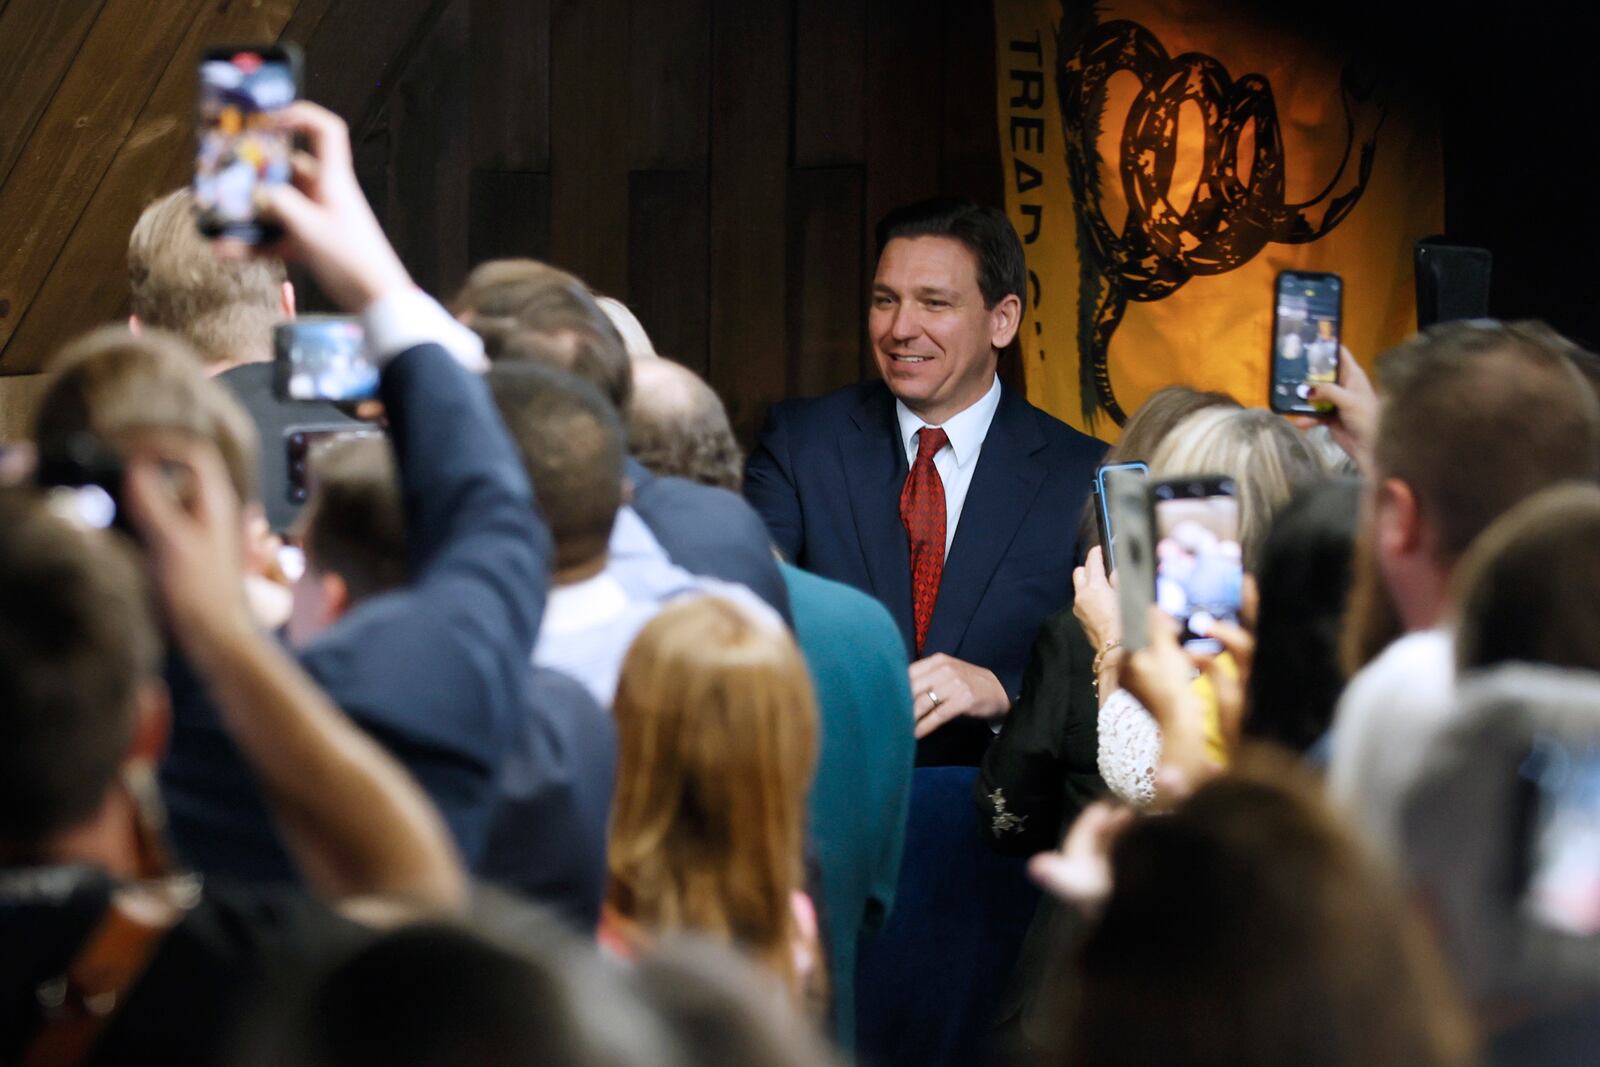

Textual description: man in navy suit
[746,200,1104,766]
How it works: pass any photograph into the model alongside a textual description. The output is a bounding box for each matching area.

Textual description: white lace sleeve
[1098,688,1163,807]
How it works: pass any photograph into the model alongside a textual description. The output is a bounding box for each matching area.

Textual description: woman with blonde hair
[1085,406,1325,805]
[602,596,821,999]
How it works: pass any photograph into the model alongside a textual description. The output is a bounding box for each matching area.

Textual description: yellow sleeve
[1188,653,1239,766]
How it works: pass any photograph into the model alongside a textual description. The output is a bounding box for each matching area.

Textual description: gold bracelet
[1091,639,1123,680]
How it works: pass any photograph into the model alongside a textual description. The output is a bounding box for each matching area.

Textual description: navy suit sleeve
[301,344,551,864]
[743,403,804,564]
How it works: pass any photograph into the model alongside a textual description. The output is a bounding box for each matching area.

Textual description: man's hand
[251,102,413,312]
[123,435,255,657]
[1291,346,1378,472]
[909,653,1010,738]
[1072,545,1120,651]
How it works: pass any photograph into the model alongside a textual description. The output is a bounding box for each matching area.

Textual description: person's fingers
[287,149,322,194]
[122,455,189,547]
[1107,565,1119,591]
[1207,620,1254,663]
[258,182,321,242]
[1072,564,1087,595]
[1287,415,1319,430]
[270,101,352,176]
[185,440,240,530]
[1305,380,1355,407]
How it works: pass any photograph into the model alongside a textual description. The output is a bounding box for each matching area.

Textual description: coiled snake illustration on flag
[1058,11,1385,425]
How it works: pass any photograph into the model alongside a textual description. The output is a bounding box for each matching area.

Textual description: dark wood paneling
[298,0,450,133]
[549,0,630,298]
[628,169,709,374]
[385,0,471,299]
[0,0,105,190]
[469,170,553,265]
[708,0,792,443]
[0,0,201,369]
[942,0,1003,206]
[5,0,301,372]
[470,0,550,170]
[863,0,945,241]
[627,0,710,170]
[787,166,867,397]
[794,0,866,167]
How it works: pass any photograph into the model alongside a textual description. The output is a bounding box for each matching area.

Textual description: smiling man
[745,199,1104,765]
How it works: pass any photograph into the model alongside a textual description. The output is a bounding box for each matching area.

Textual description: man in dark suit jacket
[149,100,551,882]
[746,199,1104,765]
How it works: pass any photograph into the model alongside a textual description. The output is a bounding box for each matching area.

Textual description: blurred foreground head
[1060,755,1477,1067]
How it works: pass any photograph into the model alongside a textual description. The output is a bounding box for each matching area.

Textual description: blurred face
[870,236,1020,425]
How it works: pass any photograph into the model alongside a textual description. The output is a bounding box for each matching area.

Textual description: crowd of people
[2,96,1598,1067]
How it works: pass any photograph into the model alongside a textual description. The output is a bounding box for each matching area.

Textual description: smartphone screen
[285,426,385,504]
[195,47,298,242]
[274,317,378,402]
[1151,477,1243,652]
[1270,271,1342,415]
[1520,736,1600,937]
[1094,461,1149,575]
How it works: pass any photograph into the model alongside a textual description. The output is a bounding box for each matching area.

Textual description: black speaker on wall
[1415,237,1492,329]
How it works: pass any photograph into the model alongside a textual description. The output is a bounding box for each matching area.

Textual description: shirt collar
[895,374,1003,468]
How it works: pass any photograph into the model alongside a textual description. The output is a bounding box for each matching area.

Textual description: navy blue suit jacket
[161,343,551,881]
[625,456,792,625]
[480,665,615,931]
[745,380,1104,765]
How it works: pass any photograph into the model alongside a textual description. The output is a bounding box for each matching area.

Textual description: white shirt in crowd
[1326,628,1457,856]
[894,374,1002,557]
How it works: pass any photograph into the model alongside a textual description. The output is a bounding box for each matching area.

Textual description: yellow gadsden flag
[996,0,1444,437]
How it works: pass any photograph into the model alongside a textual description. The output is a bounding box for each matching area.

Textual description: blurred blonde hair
[34,325,260,502]
[1149,407,1324,570]
[608,596,818,991]
[127,188,286,365]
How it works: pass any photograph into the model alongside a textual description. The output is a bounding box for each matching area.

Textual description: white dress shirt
[895,375,1003,556]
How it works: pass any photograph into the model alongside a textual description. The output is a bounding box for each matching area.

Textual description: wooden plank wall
[0,0,1003,444]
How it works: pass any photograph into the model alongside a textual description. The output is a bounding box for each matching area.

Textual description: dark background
[2,0,1597,440]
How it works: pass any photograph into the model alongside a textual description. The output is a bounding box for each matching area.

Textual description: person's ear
[321,571,351,624]
[128,314,143,335]
[281,280,297,320]
[129,680,173,765]
[1375,477,1422,559]
[988,293,1023,350]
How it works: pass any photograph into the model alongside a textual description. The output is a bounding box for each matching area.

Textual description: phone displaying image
[274,317,378,402]
[1094,461,1149,575]
[285,425,384,504]
[1105,466,1154,654]
[195,45,301,243]
[1150,477,1243,653]
[1270,270,1342,415]
[1520,736,1600,938]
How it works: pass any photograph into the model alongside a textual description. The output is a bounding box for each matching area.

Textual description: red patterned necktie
[900,426,949,655]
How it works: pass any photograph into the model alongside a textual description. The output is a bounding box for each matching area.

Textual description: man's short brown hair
[1374,320,1600,562]
[128,188,287,365]
[454,259,632,411]
[34,326,261,503]
[299,436,410,604]
[0,489,157,849]
[488,361,624,570]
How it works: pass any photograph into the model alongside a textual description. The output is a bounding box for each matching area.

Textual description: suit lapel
[922,386,1047,657]
[840,385,914,645]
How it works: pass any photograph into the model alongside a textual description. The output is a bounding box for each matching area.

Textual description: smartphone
[1150,476,1243,653]
[285,425,385,504]
[195,45,301,243]
[1519,736,1600,937]
[274,317,379,402]
[1105,466,1154,654]
[1270,270,1342,415]
[1094,461,1149,575]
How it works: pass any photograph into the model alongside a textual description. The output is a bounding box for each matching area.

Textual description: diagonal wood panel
[0,0,202,369]
[0,0,107,192]
[3,0,302,373]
